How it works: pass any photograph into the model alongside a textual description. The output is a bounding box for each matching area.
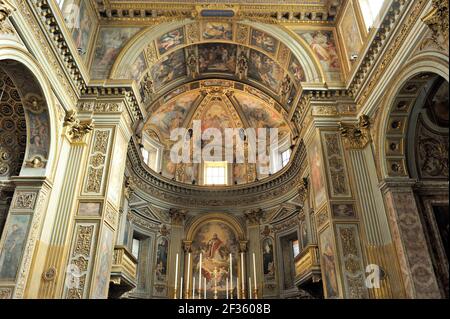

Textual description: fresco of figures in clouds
[157,28,186,55]
[146,91,198,140]
[295,30,342,82]
[248,49,284,93]
[91,27,141,79]
[202,22,233,40]
[339,3,363,65]
[251,29,279,55]
[234,92,290,140]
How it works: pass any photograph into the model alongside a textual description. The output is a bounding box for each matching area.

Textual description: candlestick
[180,276,183,299]
[226,278,229,299]
[237,276,240,299]
[192,277,196,299]
[240,252,244,290]
[229,253,233,299]
[174,253,179,299]
[248,277,252,299]
[252,252,257,291]
[198,253,202,298]
[204,277,207,299]
[186,253,191,298]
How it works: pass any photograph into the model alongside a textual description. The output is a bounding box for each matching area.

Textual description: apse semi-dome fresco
[0,0,448,308]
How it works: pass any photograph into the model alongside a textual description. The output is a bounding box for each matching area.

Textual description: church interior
[0,0,448,299]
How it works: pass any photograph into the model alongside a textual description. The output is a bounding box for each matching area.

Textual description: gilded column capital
[297,177,309,204]
[339,115,371,149]
[63,110,94,144]
[169,208,187,225]
[422,0,449,51]
[123,176,135,199]
[244,208,263,226]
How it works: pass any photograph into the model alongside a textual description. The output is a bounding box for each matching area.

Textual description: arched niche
[0,48,58,179]
[185,213,245,299]
[377,57,449,179]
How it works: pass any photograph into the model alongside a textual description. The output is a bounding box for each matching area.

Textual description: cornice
[92,2,342,23]
[126,136,307,210]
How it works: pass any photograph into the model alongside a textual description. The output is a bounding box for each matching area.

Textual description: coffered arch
[109,20,323,85]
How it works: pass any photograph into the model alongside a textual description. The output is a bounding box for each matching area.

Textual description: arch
[186,213,245,242]
[110,20,322,84]
[376,55,449,179]
[0,46,59,178]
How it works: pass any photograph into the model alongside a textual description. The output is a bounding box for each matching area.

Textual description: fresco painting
[147,92,198,139]
[69,0,93,60]
[319,227,339,298]
[0,214,31,281]
[198,44,237,74]
[157,28,185,55]
[155,237,169,282]
[296,30,341,81]
[203,22,233,40]
[191,221,239,298]
[248,50,284,93]
[92,227,114,299]
[151,49,187,90]
[91,27,140,79]
[340,4,363,63]
[308,134,326,206]
[251,29,279,54]
[289,55,306,82]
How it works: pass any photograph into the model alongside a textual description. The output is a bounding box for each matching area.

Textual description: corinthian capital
[0,0,15,34]
[64,110,94,143]
[422,0,449,51]
[339,115,371,149]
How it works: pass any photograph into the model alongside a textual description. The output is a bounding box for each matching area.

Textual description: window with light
[359,0,386,30]
[204,162,228,185]
[281,149,291,168]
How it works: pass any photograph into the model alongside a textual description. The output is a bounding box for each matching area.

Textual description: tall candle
[226,278,229,299]
[252,253,257,290]
[240,252,244,290]
[248,277,252,299]
[174,253,179,291]
[192,277,196,299]
[198,253,202,293]
[186,253,191,295]
[204,277,207,299]
[237,276,240,299]
[180,276,183,299]
[229,253,233,293]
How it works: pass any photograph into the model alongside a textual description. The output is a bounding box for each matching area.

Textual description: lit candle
[226,278,229,299]
[229,253,233,295]
[180,276,183,299]
[198,253,202,294]
[240,252,244,290]
[252,252,257,290]
[248,277,252,299]
[186,253,191,296]
[193,277,196,299]
[204,277,207,299]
